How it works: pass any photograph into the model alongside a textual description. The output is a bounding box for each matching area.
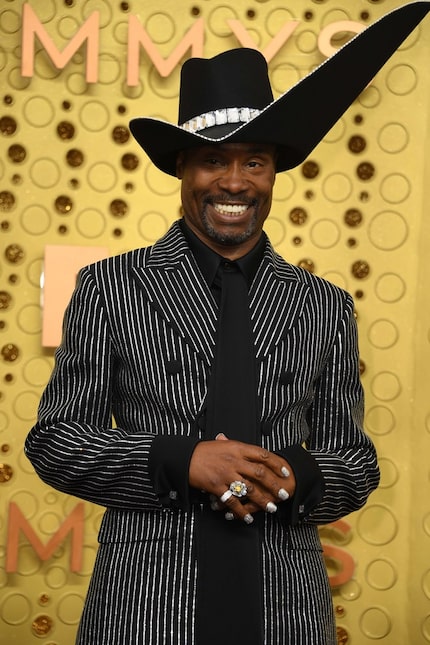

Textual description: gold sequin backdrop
[1,0,430,643]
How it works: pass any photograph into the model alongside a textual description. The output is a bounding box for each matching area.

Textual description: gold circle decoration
[0,9,21,34]
[23,96,55,128]
[365,405,395,436]
[208,5,239,37]
[145,13,176,44]
[322,173,353,202]
[339,580,362,602]
[377,122,409,154]
[374,273,406,303]
[79,100,111,132]
[310,219,341,249]
[421,615,430,642]
[12,391,40,422]
[359,606,392,639]
[324,118,346,144]
[56,592,85,625]
[386,63,417,95]
[377,457,399,489]
[422,569,430,600]
[357,504,398,546]
[20,205,51,236]
[367,319,399,350]
[65,72,89,96]
[17,304,42,335]
[296,29,318,54]
[29,158,61,189]
[45,566,68,590]
[379,173,411,204]
[75,209,107,238]
[368,211,409,251]
[0,592,32,625]
[82,0,113,28]
[138,211,170,243]
[270,63,301,95]
[98,53,122,85]
[87,162,118,192]
[57,16,80,39]
[365,559,397,591]
[264,217,286,247]
[370,371,401,401]
[358,85,381,109]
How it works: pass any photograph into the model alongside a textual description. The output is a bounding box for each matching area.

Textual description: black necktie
[195,260,263,645]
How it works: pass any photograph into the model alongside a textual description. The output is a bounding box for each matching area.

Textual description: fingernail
[281,466,290,478]
[266,502,277,513]
[225,512,234,521]
[244,514,254,525]
[278,488,290,501]
[211,501,220,511]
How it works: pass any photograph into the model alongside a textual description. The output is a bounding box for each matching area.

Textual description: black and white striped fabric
[25,221,379,644]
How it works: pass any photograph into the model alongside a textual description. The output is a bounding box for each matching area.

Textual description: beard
[201,194,259,246]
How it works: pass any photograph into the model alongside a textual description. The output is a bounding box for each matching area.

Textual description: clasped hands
[189,434,296,524]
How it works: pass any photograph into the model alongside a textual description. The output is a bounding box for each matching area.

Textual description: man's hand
[189,435,296,523]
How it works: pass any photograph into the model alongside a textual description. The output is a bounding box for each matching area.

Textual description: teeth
[214,203,248,215]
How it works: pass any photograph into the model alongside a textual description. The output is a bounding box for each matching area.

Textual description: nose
[217,161,248,193]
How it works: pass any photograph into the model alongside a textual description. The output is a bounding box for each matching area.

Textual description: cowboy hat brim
[129,1,430,177]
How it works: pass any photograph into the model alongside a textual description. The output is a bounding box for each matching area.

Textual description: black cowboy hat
[130,1,430,177]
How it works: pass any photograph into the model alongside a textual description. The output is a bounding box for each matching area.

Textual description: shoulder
[269,244,353,310]
[80,221,187,278]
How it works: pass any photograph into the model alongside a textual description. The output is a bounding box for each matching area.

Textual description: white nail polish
[244,514,254,524]
[266,502,277,513]
[211,501,220,511]
[281,466,290,478]
[278,488,289,501]
[225,512,234,521]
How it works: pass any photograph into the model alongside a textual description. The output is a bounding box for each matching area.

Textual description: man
[25,3,430,644]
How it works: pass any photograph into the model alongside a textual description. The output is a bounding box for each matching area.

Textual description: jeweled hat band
[180,107,262,134]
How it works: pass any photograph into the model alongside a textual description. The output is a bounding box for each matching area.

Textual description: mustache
[204,193,257,207]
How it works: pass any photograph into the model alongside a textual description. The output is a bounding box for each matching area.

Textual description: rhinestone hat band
[180,107,262,134]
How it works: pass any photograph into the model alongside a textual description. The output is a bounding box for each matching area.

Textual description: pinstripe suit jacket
[26,221,379,645]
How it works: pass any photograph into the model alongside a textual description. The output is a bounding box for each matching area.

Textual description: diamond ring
[229,480,248,498]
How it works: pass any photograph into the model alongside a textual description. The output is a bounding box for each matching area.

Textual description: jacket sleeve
[24,266,199,511]
[277,296,380,525]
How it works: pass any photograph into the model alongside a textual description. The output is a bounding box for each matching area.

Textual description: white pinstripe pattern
[25,221,379,644]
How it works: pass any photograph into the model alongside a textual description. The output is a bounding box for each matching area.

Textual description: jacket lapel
[131,224,218,365]
[250,245,310,360]
[131,223,310,364]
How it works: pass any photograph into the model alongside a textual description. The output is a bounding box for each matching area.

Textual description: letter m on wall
[21,4,99,83]
[6,502,85,573]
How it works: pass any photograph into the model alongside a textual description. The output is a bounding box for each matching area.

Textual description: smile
[213,203,249,215]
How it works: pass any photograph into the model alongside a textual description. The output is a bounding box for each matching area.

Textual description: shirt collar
[179,219,266,288]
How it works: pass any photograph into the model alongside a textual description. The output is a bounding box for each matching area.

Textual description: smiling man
[177,143,277,255]
[25,4,430,645]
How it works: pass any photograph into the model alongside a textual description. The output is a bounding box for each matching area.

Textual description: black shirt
[178,218,266,300]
